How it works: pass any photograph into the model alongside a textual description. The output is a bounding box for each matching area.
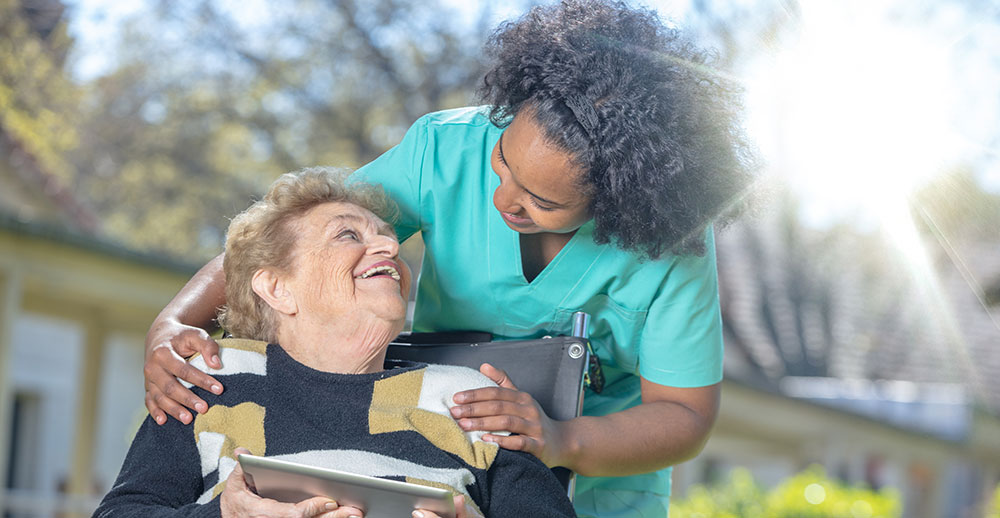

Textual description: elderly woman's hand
[449,364,572,468]
[413,494,474,518]
[221,449,365,518]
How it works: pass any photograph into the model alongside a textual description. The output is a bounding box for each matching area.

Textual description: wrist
[555,418,584,470]
[145,316,180,350]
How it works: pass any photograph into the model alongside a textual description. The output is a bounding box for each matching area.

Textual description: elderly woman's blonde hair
[217,167,398,342]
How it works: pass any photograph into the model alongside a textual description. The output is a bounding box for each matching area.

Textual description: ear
[251,268,297,316]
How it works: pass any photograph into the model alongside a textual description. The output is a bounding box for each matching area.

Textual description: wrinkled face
[490,109,593,234]
[282,202,411,327]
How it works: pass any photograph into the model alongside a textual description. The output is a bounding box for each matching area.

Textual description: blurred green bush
[670,466,901,518]
[988,483,1000,518]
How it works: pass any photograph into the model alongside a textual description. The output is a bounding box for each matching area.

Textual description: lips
[500,211,534,227]
[356,260,401,281]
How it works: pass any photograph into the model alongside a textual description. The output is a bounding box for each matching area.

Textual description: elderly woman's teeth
[361,265,400,280]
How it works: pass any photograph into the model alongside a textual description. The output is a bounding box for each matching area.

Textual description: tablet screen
[238,454,456,518]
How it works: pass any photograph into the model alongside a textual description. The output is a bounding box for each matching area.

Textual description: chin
[382,304,408,330]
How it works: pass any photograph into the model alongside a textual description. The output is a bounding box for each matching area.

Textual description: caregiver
[141,1,754,516]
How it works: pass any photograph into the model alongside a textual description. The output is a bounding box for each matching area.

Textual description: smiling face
[280,201,411,332]
[490,109,593,234]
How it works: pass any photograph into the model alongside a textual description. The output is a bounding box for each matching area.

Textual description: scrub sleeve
[355,107,724,517]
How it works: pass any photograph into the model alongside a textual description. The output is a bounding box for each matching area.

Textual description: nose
[367,233,399,257]
[492,173,522,215]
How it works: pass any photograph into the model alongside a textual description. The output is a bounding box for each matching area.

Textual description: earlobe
[251,268,297,315]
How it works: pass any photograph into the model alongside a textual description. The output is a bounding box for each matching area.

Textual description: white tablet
[237,454,456,518]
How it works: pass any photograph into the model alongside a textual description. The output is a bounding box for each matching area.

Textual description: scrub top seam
[524,239,568,291]
[484,133,509,335]
[415,115,430,232]
[554,245,608,309]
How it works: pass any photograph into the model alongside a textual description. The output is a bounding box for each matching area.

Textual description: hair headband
[564,96,599,139]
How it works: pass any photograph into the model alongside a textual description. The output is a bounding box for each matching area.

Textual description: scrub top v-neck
[355,106,725,517]
[484,171,606,336]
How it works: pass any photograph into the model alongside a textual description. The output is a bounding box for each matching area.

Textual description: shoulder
[410,364,497,411]
[419,106,492,126]
[601,224,717,277]
[418,364,498,404]
[185,338,268,379]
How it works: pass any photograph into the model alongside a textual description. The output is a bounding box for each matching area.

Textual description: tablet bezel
[237,454,456,518]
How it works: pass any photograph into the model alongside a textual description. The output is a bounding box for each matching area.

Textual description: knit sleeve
[484,450,577,518]
[92,416,221,518]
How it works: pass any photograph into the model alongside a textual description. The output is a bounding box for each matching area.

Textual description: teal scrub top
[355,107,724,517]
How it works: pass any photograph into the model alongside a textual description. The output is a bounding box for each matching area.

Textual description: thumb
[454,494,468,518]
[197,334,223,369]
[228,448,252,490]
[479,363,518,390]
[294,496,338,517]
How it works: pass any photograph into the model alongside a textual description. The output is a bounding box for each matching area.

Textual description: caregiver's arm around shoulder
[144,252,227,425]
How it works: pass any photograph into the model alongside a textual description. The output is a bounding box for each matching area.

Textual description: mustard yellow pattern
[369,369,499,470]
[216,338,269,354]
[193,401,267,499]
[369,368,424,431]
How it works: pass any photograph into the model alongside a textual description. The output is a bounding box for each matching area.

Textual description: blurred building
[671,216,1000,518]
[1,2,198,510]
[1,82,192,517]
[0,214,197,517]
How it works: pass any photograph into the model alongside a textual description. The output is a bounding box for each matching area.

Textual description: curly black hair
[479,0,756,258]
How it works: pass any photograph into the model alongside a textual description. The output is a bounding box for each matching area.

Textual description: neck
[519,230,577,282]
[276,315,401,374]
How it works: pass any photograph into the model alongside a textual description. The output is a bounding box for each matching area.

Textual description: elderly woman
[94,168,576,518]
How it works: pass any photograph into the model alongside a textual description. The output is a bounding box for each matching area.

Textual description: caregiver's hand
[144,318,223,425]
[221,449,363,518]
[450,364,572,468]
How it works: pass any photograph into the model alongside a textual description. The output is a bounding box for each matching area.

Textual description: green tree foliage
[68,0,523,261]
[670,466,901,518]
[0,0,81,209]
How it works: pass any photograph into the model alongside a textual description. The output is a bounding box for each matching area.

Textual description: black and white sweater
[94,339,576,518]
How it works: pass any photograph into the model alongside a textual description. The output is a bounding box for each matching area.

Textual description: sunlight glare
[745,1,961,226]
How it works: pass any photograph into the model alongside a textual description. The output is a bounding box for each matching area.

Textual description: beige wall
[0,228,194,515]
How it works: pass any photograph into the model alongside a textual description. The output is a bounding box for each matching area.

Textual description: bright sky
[743,0,982,226]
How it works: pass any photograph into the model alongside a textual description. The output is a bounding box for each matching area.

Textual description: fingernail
[211,355,221,366]
[454,393,467,403]
[155,415,165,425]
[449,407,462,417]
[483,435,496,443]
[180,412,191,422]
[349,515,361,518]
[325,501,337,510]
[412,511,425,518]
[458,419,471,429]
[195,402,208,413]
[211,384,223,394]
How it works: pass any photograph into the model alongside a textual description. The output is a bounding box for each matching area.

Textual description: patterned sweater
[94,339,576,518]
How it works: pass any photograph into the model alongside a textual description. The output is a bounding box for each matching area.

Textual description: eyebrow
[328,213,396,238]
[498,132,568,208]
